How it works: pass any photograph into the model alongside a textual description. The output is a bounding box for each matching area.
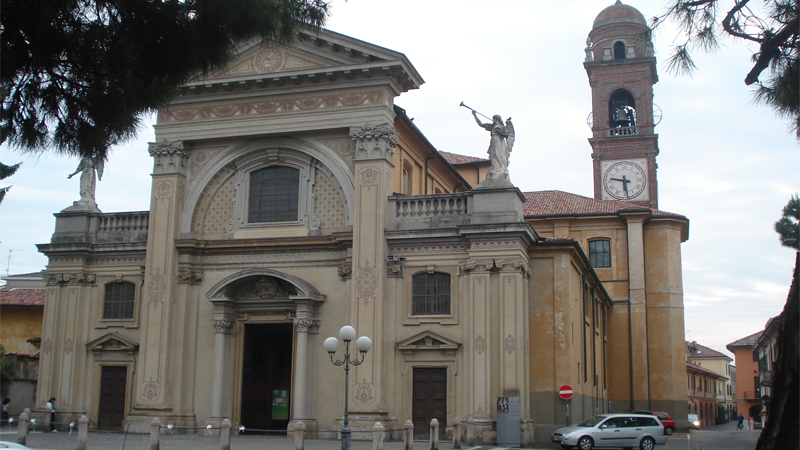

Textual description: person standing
[45,397,56,432]
[736,412,744,430]
[1,398,10,426]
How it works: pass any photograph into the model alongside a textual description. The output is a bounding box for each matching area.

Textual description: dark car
[631,411,676,435]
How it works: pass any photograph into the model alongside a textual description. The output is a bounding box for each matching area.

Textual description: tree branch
[722,0,764,42]
[745,16,800,85]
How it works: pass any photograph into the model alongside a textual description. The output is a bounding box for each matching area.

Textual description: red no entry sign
[559,385,574,400]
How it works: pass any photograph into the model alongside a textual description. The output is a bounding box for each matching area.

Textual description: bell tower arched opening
[613,41,626,60]
[608,89,637,130]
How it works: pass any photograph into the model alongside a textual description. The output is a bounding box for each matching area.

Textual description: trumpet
[459,101,491,120]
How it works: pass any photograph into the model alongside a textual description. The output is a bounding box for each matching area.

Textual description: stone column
[622,212,650,405]
[210,316,234,422]
[292,317,313,421]
[460,260,494,421]
[347,123,397,416]
[133,140,191,420]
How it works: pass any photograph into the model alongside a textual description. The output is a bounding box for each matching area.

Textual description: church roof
[687,342,732,361]
[593,1,648,29]
[439,151,489,166]
[0,288,45,306]
[522,190,685,219]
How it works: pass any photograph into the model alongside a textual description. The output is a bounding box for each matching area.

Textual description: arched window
[608,90,637,128]
[248,166,299,223]
[104,281,135,319]
[412,272,451,315]
[614,41,626,60]
[589,239,611,268]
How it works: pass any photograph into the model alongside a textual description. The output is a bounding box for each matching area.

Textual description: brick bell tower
[585,1,659,209]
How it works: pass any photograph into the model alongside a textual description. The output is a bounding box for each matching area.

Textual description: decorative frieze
[459,259,494,273]
[177,270,204,285]
[350,123,398,162]
[149,139,192,175]
[46,273,96,286]
[239,277,292,299]
[389,245,469,255]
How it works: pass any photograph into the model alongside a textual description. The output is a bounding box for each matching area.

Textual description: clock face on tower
[601,159,649,201]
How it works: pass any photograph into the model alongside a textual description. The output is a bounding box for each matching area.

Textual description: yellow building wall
[0,306,43,354]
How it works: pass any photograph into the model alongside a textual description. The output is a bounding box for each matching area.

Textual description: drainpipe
[424,156,434,194]
[624,224,634,411]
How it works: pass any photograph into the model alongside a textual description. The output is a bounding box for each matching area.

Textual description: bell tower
[585,0,659,209]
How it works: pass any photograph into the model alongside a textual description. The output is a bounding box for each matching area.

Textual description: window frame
[411,272,452,316]
[403,266,458,325]
[96,276,141,329]
[247,165,301,224]
[588,239,612,268]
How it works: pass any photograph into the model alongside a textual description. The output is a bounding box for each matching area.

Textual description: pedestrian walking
[736,412,744,430]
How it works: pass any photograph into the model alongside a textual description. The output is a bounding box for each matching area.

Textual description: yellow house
[34,2,689,445]
[0,272,45,355]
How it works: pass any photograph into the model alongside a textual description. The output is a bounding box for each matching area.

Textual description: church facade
[35,2,689,445]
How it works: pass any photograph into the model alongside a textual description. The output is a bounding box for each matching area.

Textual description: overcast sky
[1,0,797,358]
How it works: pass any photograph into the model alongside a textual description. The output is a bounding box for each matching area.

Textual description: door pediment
[397,330,461,352]
[86,332,139,359]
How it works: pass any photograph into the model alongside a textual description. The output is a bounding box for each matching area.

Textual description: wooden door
[98,366,127,430]
[412,368,447,439]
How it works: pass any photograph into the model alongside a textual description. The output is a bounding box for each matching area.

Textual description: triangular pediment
[86,332,139,352]
[211,45,333,78]
[397,330,461,351]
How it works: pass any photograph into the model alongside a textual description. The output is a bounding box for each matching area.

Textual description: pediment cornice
[396,330,461,351]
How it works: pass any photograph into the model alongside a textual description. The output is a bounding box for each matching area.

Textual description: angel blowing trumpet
[460,101,515,181]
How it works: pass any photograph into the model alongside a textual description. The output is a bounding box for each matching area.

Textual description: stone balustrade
[98,212,149,233]
[49,210,150,245]
[608,126,637,136]
[388,192,472,230]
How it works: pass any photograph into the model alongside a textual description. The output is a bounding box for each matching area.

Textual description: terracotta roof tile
[726,331,763,351]
[0,288,45,306]
[687,342,732,360]
[439,151,489,165]
[523,190,687,219]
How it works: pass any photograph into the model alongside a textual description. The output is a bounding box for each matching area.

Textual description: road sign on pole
[559,385,574,400]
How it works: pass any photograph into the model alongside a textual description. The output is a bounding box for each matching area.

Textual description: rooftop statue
[461,102,515,186]
[64,156,104,212]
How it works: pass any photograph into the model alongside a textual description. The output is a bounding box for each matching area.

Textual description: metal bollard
[465,417,474,446]
[430,418,439,450]
[294,421,305,450]
[452,418,461,449]
[77,416,89,450]
[404,420,414,450]
[16,413,29,446]
[220,419,231,450]
[372,422,384,450]
[150,418,161,450]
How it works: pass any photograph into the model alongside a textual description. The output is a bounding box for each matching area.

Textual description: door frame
[91,361,134,430]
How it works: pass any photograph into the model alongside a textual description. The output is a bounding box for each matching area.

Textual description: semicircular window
[249,166,299,223]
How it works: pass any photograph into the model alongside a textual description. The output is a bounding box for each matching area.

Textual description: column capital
[495,258,530,277]
[294,317,315,332]
[149,139,192,175]
[459,259,494,273]
[350,123,398,162]
[212,318,233,334]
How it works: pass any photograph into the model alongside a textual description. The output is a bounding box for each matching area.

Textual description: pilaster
[348,123,397,417]
[622,212,650,403]
[131,140,191,417]
[460,259,494,422]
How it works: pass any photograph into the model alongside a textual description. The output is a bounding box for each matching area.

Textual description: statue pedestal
[61,200,101,213]
[470,185,525,225]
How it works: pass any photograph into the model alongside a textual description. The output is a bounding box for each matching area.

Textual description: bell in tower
[585,0,660,209]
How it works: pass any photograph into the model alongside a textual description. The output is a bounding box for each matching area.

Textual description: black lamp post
[323,325,372,450]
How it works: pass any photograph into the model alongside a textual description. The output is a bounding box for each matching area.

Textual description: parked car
[0,442,32,449]
[688,414,701,429]
[631,410,676,435]
[552,413,667,450]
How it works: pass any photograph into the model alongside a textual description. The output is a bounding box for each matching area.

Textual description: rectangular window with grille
[589,240,611,268]
[248,166,299,223]
[412,273,451,316]
[103,282,135,319]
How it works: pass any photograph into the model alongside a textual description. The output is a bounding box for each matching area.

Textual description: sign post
[559,385,573,426]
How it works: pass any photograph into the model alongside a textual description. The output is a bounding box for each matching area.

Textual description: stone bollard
[150,418,161,450]
[16,413,29,446]
[404,420,414,450]
[220,419,231,450]
[77,416,89,450]
[465,417,474,446]
[372,422,384,450]
[294,421,305,450]
[430,418,439,450]
[452,418,461,449]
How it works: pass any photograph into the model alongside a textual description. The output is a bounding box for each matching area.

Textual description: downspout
[424,156,434,194]
[625,224,634,411]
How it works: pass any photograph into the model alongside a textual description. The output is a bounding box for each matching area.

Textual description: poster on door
[272,390,289,420]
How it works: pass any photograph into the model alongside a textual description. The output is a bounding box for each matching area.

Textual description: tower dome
[592,1,647,30]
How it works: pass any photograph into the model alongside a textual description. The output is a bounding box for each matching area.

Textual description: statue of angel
[68,156,104,204]
[472,111,515,180]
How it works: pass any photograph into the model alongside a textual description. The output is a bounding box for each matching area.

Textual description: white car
[0,442,32,449]
[552,413,667,450]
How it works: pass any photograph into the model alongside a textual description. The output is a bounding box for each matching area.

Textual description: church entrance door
[97,366,127,430]
[240,323,293,432]
[412,368,447,439]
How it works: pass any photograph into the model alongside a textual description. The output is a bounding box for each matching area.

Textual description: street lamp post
[323,325,372,450]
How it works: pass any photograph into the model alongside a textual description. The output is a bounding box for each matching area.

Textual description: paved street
[1,421,762,450]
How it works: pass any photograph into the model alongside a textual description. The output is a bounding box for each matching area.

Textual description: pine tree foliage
[651,1,799,139]
[0,161,21,205]
[1,0,330,161]
[775,193,799,250]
